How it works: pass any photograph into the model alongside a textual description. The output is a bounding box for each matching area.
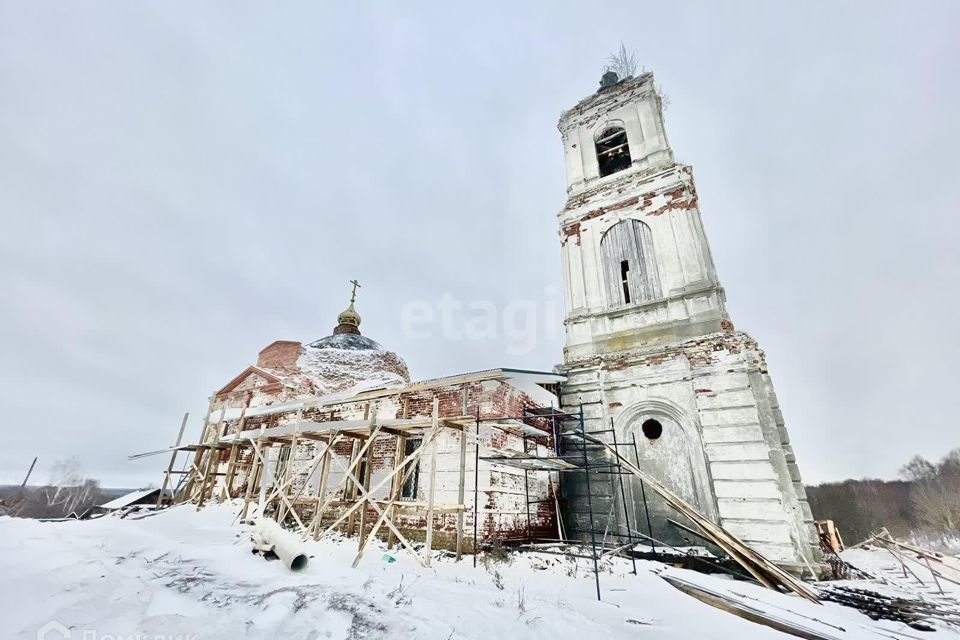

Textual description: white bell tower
[555,71,822,573]
[558,71,729,361]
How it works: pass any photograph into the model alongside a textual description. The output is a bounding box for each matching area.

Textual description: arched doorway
[615,400,717,547]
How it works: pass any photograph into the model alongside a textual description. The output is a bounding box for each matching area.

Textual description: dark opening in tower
[595,126,632,177]
[620,260,631,304]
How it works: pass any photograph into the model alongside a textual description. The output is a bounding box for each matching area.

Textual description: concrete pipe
[253,517,308,571]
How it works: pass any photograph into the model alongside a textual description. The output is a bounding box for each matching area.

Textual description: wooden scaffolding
[144,398,817,602]
[158,397,491,568]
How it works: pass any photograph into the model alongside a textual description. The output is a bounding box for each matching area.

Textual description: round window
[641,418,663,440]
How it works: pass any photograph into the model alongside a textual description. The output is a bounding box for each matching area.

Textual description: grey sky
[1,2,958,488]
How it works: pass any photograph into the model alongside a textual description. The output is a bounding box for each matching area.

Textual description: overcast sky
[1,2,958,488]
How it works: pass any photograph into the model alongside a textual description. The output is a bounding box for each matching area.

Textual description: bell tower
[555,71,822,573]
[558,72,728,360]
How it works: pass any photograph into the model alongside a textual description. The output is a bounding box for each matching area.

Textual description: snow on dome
[292,335,410,396]
[308,334,381,351]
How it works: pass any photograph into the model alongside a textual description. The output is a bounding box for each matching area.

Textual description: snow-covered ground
[1,504,957,640]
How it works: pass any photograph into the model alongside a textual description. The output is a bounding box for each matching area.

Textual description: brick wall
[256,340,303,372]
[211,376,560,550]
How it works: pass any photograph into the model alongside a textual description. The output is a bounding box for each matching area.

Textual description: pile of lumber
[820,585,960,631]
[867,530,960,590]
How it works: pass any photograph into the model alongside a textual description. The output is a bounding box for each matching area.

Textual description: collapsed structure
[154,70,822,580]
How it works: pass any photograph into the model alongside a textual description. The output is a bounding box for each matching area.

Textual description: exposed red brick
[256,340,303,372]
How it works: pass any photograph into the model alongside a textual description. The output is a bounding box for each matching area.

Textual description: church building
[555,70,820,571]
[167,70,821,574]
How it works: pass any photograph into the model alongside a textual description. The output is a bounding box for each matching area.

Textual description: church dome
[296,335,410,396]
[292,284,410,396]
[334,302,362,335]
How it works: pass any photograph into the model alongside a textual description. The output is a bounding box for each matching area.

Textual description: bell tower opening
[595,126,631,177]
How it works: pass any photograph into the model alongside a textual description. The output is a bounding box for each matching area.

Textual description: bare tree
[43,457,102,516]
[900,455,936,481]
[903,449,960,534]
[46,457,83,506]
[604,42,640,79]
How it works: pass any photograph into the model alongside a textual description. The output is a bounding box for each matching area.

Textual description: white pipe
[253,517,308,571]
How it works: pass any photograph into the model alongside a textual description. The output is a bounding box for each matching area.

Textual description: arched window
[595,126,632,177]
[600,219,661,306]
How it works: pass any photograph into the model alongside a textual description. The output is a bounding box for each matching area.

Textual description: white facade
[555,73,820,571]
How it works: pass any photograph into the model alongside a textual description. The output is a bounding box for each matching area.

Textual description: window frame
[399,437,422,501]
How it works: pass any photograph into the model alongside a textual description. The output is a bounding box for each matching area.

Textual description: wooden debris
[868,532,960,587]
[815,520,845,555]
[820,585,960,631]
[593,436,821,602]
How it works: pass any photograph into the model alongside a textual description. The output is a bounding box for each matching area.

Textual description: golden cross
[349,279,361,304]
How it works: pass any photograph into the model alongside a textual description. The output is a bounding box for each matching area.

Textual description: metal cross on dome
[349,279,361,304]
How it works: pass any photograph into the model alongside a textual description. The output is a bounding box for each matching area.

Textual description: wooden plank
[220,407,247,501]
[238,425,267,522]
[179,455,205,504]
[386,433,405,550]
[276,408,302,523]
[196,407,228,508]
[195,401,215,447]
[259,434,342,517]
[316,422,441,541]
[287,435,342,507]
[388,396,411,549]
[351,494,426,569]
[305,422,385,537]
[333,453,429,569]
[157,412,189,508]
[345,439,360,536]
[357,407,378,549]
[424,398,439,566]
[311,432,335,540]
[249,439,308,535]
[456,419,467,560]
[596,437,819,601]
[256,443,272,516]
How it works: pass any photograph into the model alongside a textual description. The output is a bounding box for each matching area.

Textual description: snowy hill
[0,505,957,639]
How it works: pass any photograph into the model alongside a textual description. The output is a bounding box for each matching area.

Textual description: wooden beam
[331,452,429,569]
[424,397,439,566]
[196,407,228,508]
[179,455,205,503]
[249,438,309,534]
[456,418,467,560]
[311,432,335,540]
[596,437,819,601]
[304,421,386,537]
[357,407,378,548]
[258,434,342,517]
[316,423,440,541]
[386,433,404,550]
[276,408,302,522]
[238,425,267,522]
[220,407,247,501]
[157,412,189,508]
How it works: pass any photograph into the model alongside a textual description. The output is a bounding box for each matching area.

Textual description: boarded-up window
[600,219,661,306]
